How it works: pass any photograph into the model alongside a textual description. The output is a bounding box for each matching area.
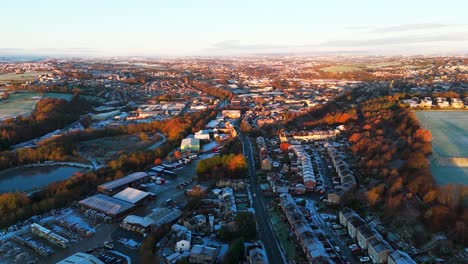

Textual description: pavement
[237,130,287,264]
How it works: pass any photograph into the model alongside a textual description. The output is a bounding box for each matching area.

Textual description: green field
[0,71,50,82]
[415,111,468,185]
[0,92,41,120]
[320,65,363,73]
[0,92,76,120]
[320,61,419,73]
[44,92,74,101]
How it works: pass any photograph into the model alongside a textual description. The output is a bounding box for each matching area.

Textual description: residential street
[237,130,287,264]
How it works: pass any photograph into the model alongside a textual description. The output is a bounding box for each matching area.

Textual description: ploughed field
[415,111,468,185]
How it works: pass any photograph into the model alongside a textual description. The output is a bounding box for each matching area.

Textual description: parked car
[359,256,370,263]
[334,246,341,252]
[348,244,358,249]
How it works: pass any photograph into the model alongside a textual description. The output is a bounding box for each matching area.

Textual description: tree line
[0,96,94,150]
[196,154,247,181]
[347,95,467,246]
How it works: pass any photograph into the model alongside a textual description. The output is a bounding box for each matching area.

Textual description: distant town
[0,56,466,264]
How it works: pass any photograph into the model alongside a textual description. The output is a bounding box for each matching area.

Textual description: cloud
[0,47,99,57]
[323,33,468,47]
[372,23,449,33]
[211,40,291,51]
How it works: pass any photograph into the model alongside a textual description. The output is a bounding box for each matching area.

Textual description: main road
[237,129,287,264]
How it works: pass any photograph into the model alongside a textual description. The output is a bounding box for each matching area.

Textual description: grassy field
[77,133,161,163]
[415,111,468,185]
[0,92,76,120]
[365,61,401,68]
[0,92,41,120]
[320,61,421,73]
[44,92,74,101]
[320,65,363,73]
[0,71,50,82]
[81,95,106,103]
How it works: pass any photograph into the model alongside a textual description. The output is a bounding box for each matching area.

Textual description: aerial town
[0,55,466,264]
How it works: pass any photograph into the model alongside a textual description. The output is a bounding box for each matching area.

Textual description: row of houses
[279,194,331,263]
[326,146,357,204]
[339,208,416,264]
[257,137,273,171]
[218,187,237,221]
[402,97,467,108]
[279,128,342,143]
[290,145,316,188]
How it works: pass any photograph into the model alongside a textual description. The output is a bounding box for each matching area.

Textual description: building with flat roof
[56,252,104,264]
[79,194,135,218]
[181,138,200,152]
[112,187,152,204]
[97,172,149,195]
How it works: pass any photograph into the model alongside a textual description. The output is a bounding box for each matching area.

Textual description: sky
[1,0,468,57]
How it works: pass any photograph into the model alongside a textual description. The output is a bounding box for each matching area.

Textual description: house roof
[357,225,376,239]
[369,237,392,253]
[388,250,417,264]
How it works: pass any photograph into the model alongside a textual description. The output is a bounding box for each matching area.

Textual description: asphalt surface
[237,131,287,264]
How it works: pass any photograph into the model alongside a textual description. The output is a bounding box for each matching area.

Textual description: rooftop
[79,194,135,216]
[57,252,104,264]
[98,172,148,191]
[113,187,150,204]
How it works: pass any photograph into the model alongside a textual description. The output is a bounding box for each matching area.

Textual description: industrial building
[181,138,200,152]
[79,194,136,218]
[31,223,69,248]
[97,172,149,195]
[120,207,183,234]
[57,252,104,264]
[112,187,153,205]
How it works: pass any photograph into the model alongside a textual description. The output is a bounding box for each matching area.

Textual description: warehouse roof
[122,215,154,228]
[98,172,148,191]
[57,252,104,264]
[79,194,135,216]
[113,187,150,204]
